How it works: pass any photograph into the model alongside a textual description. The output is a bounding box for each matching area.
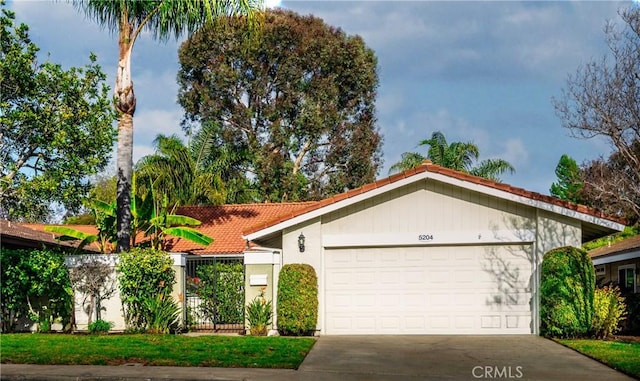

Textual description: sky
[6,0,635,195]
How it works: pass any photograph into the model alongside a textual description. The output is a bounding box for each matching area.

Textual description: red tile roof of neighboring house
[243,161,627,236]
[166,203,317,254]
[589,234,640,259]
[0,219,97,252]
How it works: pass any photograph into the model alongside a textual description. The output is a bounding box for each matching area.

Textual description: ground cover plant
[558,339,640,379]
[0,334,315,368]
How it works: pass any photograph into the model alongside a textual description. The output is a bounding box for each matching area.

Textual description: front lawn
[0,334,316,368]
[558,339,640,379]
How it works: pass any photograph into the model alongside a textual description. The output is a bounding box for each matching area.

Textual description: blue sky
[7,0,633,195]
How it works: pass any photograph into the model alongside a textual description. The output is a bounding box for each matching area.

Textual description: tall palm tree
[135,134,226,206]
[74,1,262,252]
[390,131,515,182]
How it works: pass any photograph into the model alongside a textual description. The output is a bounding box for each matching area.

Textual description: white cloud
[499,138,530,168]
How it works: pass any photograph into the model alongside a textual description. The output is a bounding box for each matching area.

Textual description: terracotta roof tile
[167,203,316,255]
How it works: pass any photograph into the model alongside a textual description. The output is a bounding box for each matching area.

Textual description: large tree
[178,9,382,202]
[550,154,584,204]
[0,3,115,222]
[389,131,515,182]
[74,0,261,252]
[553,6,640,221]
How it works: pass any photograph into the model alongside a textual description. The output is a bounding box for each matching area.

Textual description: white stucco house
[242,161,625,335]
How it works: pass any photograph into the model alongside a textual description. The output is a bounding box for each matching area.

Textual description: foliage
[67,256,117,323]
[0,3,116,221]
[75,0,261,252]
[540,246,595,338]
[582,225,640,251]
[178,9,382,202]
[0,248,73,333]
[135,134,226,208]
[1,333,316,369]
[246,288,273,336]
[553,7,640,222]
[592,286,627,338]
[195,262,244,324]
[277,264,318,336]
[88,319,114,334]
[142,293,181,334]
[550,154,584,203]
[579,148,640,224]
[558,339,640,379]
[116,248,175,330]
[389,131,515,182]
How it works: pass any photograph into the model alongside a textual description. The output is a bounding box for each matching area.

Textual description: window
[618,265,636,293]
[595,265,606,276]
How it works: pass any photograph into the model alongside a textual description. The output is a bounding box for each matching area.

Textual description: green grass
[558,339,640,379]
[0,333,316,368]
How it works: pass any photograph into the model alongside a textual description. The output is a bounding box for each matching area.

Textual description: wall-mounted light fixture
[298,232,305,253]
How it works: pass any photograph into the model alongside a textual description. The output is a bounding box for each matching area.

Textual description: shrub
[540,246,595,338]
[246,288,273,336]
[117,248,175,330]
[196,262,244,324]
[143,293,180,334]
[88,319,114,334]
[0,248,73,333]
[592,286,626,338]
[277,264,318,336]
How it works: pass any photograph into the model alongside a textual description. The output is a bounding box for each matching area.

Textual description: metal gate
[185,256,244,332]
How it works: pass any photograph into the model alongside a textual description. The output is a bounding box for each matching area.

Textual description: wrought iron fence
[185,256,244,332]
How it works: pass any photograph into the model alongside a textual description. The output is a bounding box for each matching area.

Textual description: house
[0,219,94,253]
[590,235,640,294]
[240,161,624,335]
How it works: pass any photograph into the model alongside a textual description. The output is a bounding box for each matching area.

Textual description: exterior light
[298,233,305,253]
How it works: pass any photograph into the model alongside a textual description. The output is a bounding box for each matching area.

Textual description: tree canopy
[389,131,514,182]
[0,3,116,221]
[178,9,383,202]
[553,6,640,222]
[74,0,261,251]
[550,154,584,204]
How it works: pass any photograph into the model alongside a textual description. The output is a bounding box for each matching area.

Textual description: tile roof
[243,161,627,236]
[167,202,316,254]
[589,234,640,259]
[0,219,94,252]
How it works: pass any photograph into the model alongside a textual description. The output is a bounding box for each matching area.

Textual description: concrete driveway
[1,336,634,381]
[297,335,635,381]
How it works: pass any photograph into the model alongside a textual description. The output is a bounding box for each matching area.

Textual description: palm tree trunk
[115,15,136,252]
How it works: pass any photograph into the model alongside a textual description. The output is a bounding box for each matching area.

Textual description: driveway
[1,336,634,381]
[297,335,634,381]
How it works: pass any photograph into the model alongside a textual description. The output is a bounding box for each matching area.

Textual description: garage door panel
[325,246,532,334]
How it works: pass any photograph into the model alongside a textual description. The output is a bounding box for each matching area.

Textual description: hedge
[277,264,318,336]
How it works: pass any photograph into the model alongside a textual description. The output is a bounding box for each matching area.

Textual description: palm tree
[74,0,262,252]
[390,131,515,182]
[135,134,226,206]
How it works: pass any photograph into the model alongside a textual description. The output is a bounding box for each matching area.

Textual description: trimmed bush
[540,246,595,338]
[593,286,626,338]
[116,248,175,331]
[88,319,114,334]
[277,264,318,336]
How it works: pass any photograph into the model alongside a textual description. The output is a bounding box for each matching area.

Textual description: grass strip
[0,333,315,369]
[557,339,640,379]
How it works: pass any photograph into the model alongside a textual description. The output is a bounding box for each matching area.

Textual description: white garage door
[324,245,533,335]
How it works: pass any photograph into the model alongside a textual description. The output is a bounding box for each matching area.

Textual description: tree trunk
[115,17,136,253]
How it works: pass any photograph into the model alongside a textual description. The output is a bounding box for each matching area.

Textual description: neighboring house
[0,219,94,253]
[590,235,640,294]
[241,161,624,335]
